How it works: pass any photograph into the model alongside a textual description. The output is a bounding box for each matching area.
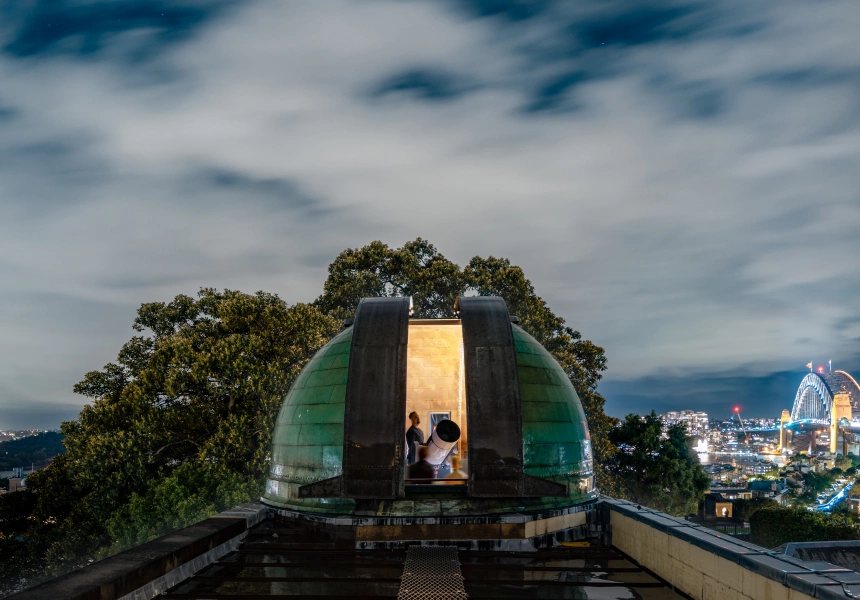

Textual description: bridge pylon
[779,409,791,452]
[831,391,852,455]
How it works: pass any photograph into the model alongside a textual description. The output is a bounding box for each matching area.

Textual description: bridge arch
[791,373,833,423]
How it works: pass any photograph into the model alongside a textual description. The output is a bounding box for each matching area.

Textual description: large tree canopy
[0,289,338,593]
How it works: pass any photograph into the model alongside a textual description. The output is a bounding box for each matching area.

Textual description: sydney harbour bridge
[779,369,860,453]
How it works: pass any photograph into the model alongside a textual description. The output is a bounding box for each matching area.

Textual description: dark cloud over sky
[0,0,858,429]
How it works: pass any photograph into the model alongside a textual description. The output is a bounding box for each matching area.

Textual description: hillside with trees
[0,432,65,471]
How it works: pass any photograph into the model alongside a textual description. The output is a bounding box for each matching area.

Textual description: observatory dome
[263,296,594,516]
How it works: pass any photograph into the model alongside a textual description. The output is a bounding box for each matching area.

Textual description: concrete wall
[405,320,466,458]
[605,498,854,600]
[10,504,270,600]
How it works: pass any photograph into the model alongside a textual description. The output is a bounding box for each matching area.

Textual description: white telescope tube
[425,419,461,465]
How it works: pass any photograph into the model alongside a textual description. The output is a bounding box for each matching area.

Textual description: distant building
[700,493,735,518]
[658,410,709,437]
[8,476,25,492]
[748,480,789,505]
[708,485,752,501]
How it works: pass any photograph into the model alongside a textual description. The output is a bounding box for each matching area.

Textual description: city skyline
[1,1,859,429]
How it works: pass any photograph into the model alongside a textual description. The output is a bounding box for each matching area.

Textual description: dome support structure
[299,297,411,499]
[458,296,565,497]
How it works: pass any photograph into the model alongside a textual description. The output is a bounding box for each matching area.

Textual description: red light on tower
[818,366,825,373]
[734,406,740,413]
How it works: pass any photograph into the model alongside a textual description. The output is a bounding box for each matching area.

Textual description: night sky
[1,1,859,429]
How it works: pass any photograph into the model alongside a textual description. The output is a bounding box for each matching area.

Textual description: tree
[316,239,467,320]
[605,412,709,515]
[0,289,338,593]
[316,239,618,488]
[803,470,835,495]
[835,456,852,471]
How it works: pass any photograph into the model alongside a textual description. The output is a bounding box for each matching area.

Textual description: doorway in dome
[404,319,468,489]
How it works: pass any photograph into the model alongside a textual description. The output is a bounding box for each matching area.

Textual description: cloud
[1,0,230,59]
[0,0,859,427]
[370,68,475,102]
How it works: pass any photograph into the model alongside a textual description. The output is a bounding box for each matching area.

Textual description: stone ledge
[10,503,271,600]
[602,498,858,600]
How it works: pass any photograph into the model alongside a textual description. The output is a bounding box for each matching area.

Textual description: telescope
[424,419,461,465]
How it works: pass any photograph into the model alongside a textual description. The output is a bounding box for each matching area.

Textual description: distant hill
[0,431,65,470]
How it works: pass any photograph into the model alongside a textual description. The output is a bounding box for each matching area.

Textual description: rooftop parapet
[604,497,857,599]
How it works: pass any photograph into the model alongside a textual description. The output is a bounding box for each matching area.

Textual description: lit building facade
[658,409,709,438]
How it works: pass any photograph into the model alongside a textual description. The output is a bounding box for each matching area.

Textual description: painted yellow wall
[405,321,466,458]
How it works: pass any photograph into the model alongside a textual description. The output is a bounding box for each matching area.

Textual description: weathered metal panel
[268,327,353,508]
[514,325,591,494]
[298,475,343,498]
[459,296,525,497]
[342,297,411,498]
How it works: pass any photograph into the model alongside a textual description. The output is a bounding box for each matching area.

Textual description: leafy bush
[750,507,860,548]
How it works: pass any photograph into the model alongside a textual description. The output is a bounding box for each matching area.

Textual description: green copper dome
[264,327,354,513]
[513,325,593,482]
[263,313,594,515]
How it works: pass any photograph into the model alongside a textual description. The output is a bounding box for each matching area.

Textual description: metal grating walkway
[397,546,467,600]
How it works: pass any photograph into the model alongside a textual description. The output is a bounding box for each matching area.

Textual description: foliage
[835,456,853,471]
[0,490,38,593]
[793,469,838,506]
[732,497,779,522]
[101,463,258,554]
[750,506,860,548]
[803,470,836,495]
[317,239,618,488]
[0,289,338,595]
[0,432,65,470]
[604,412,709,516]
[316,238,467,321]
[757,466,781,480]
[0,478,7,491]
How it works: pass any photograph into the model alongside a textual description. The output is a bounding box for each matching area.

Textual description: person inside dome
[441,455,467,484]
[407,445,435,483]
[405,410,424,464]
